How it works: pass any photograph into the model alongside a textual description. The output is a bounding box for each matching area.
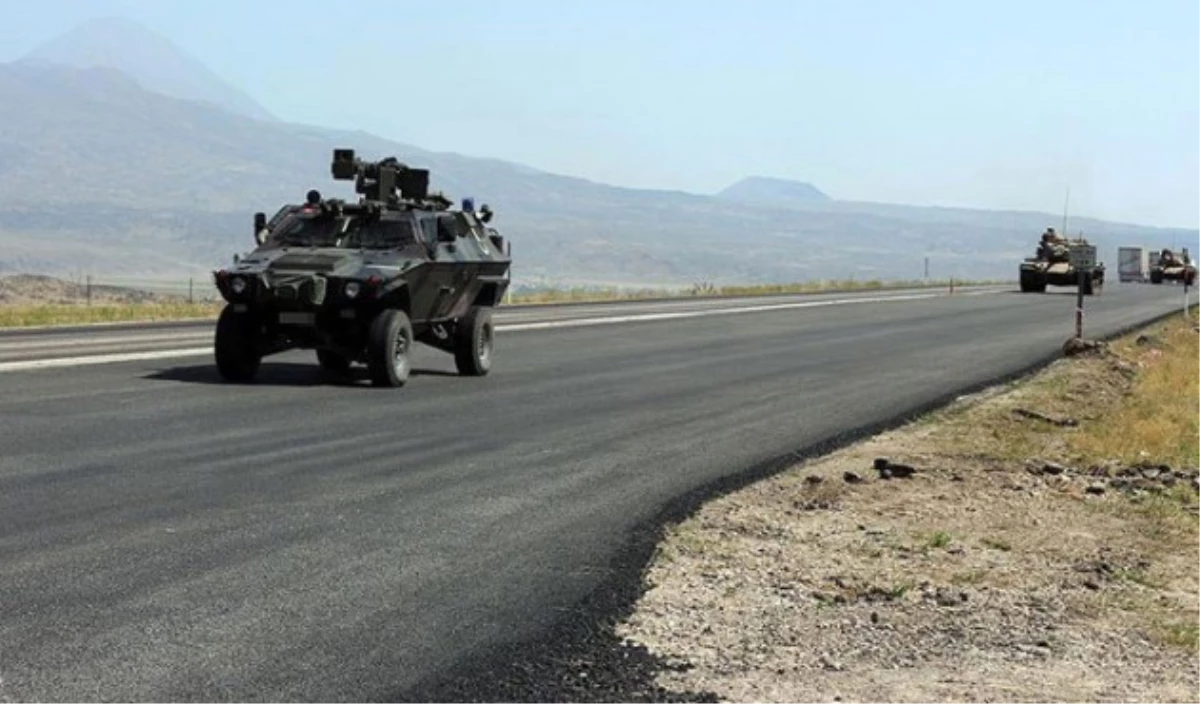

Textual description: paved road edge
[392,302,1196,702]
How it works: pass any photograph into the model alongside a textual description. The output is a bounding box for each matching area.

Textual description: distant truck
[1117,246,1150,283]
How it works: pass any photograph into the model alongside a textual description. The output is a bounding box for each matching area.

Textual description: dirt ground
[616,313,1200,703]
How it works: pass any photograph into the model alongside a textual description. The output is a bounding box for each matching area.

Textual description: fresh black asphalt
[0,284,1191,701]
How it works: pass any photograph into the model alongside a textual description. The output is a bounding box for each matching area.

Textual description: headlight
[230,276,247,294]
[344,281,361,299]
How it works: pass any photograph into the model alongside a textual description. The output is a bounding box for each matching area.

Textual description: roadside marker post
[1075,269,1085,338]
[1184,276,1190,319]
[1069,244,1097,339]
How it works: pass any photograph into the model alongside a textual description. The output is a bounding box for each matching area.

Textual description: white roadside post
[1068,243,1097,339]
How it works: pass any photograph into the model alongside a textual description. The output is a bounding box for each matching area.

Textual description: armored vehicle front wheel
[214,304,262,383]
[454,306,494,377]
[1019,270,1045,293]
[366,308,413,388]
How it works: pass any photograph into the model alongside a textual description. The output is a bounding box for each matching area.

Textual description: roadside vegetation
[617,308,1199,703]
[0,302,223,328]
[0,274,1001,328]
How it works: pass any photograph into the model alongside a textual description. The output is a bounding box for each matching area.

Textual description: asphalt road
[0,283,1192,702]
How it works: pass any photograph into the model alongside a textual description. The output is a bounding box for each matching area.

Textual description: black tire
[214,304,262,382]
[366,308,413,388]
[454,306,494,376]
[1150,269,1164,284]
[1019,270,1045,293]
[316,350,351,374]
[1081,274,1094,296]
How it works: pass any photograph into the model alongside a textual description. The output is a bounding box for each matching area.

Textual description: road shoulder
[615,309,1199,702]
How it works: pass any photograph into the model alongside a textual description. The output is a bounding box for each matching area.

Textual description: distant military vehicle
[211,148,512,388]
[1148,247,1196,285]
[1019,227,1104,295]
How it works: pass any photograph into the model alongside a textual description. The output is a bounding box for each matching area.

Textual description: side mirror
[254,212,267,245]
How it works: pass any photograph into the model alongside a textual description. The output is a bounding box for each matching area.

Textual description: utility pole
[924,257,929,281]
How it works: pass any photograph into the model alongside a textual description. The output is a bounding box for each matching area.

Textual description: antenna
[1061,186,1070,237]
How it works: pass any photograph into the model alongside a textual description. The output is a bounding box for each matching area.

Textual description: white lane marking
[0,332,213,351]
[0,347,215,372]
[495,292,942,331]
[0,290,995,373]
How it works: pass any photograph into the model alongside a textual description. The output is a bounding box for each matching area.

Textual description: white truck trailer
[1117,246,1150,282]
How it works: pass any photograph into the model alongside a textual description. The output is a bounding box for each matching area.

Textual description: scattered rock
[871,458,917,480]
[1041,461,1067,476]
[843,471,864,484]
[1063,337,1109,357]
[803,475,824,486]
[819,654,845,672]
[1135,334,1162,347]
[796,497,837,511]
[1013,408,1079,427]
[1085,483,1107,495]
[931,587,969,607]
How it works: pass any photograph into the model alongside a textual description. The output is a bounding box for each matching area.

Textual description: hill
[717,176,831,206]
[18,15,275,123]
[0,19,1195,289]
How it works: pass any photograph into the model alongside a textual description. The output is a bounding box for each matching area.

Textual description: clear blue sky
[2,0,1198,228]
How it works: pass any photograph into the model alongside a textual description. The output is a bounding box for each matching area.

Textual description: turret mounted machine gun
[331,148,458,212]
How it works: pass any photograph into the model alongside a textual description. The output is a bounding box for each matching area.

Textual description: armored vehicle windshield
[265,210,432,252]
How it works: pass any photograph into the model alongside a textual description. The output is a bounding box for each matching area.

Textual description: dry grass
[0,302,222,328]
[1069,311,1199,466]
[618,309,1200,703]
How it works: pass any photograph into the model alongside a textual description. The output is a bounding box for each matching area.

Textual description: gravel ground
[613,338,1199,703]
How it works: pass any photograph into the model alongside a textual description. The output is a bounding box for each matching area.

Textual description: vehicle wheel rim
[478,323,492,364]
[393,327,411,375]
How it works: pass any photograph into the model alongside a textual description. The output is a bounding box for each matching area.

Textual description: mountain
[717,177,831,207]
[18,15,275,123]
[0,21,1196,289]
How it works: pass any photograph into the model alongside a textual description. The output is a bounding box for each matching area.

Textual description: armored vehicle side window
[436,214,459,241]
[418,215,439,244]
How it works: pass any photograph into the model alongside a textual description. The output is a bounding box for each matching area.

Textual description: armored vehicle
[211,148,512,388]
[1148,247,1196,285]
[1018,227,1104,295]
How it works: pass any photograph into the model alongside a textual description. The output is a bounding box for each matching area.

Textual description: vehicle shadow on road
[999,289,1104,296]
[143,362,459,387]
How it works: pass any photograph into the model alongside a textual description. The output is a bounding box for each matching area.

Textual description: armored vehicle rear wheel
[366,308,413,388]
[1150,269,1164,284]
[215,304,262,383]
[453,306,494,377]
